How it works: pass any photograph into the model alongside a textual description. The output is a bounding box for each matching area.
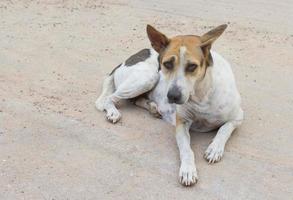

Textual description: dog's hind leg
[95,74,122,123]
[95,74,115,111]
[103,94,122,123]
[134,97,161,118]
[102,71,159,123]
[204,108,244,163]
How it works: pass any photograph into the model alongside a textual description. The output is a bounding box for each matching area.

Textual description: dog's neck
[190,66,214,103]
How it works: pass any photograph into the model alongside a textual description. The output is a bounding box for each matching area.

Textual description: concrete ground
[0,0,293,199]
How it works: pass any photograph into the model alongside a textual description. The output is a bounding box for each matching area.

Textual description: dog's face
[147,24,227,104]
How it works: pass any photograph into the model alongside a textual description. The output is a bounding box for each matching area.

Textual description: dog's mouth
[168,99,184,105]
[167,95,188,105]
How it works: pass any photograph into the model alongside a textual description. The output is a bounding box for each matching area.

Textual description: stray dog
[96,24,243,186]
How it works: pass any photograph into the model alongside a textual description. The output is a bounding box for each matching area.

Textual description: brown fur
[125,49,151,66]
[147,24,227,81]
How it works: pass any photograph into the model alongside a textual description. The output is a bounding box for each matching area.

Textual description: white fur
[95,75,115,111]
[176,121,198,185]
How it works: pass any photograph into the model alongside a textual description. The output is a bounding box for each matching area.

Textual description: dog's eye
[186,63,198,72]
[163,60,174,70]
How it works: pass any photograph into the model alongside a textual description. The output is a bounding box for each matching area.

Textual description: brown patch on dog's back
[125,49,151,66]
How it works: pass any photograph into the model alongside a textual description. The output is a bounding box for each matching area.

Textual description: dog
[96,24,243,186]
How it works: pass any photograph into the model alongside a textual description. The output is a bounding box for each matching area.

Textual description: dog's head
[147,24,227,104]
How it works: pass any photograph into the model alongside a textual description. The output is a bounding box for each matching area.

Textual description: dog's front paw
[204,141,224,164]
[106,109,121,123]
[179,162,198,186]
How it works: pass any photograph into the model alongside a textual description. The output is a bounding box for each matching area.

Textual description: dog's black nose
[167,87,182,103]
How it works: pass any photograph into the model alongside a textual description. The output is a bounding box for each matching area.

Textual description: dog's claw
[106,109,121,123]
[179,162,198,186]
[149,102,162,118]
[204,141,224,163]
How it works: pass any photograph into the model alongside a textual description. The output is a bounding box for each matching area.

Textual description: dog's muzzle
[167,86,183,104]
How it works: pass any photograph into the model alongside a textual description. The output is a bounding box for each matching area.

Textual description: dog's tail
[95,73,115,111]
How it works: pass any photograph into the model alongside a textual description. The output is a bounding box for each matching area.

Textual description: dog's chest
[179,96,231,132]
[191,110,225,132]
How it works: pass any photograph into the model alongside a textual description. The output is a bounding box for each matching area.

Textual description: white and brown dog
[96,24,243,186]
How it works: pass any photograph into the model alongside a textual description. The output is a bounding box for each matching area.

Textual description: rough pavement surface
[0,0,293,199]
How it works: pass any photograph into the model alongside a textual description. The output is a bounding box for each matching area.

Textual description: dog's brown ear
[200,24,227,46]
[200,24,227,66]
[146,25,169,53]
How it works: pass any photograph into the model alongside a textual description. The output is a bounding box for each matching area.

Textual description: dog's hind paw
[106,109,121,123]
[149,101,162,118]
[204,141,224,164]
[179,162,198,186]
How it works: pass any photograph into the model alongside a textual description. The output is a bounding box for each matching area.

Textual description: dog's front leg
[176,116,198,186]
[204,110,243,163]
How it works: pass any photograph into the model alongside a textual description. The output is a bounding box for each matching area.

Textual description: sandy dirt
[0,0,293,199]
